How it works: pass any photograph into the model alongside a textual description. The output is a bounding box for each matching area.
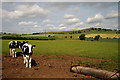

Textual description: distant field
[1,29,119,40]
[21,34,62,37]
[86,33,119,38]
[20,33,119,40]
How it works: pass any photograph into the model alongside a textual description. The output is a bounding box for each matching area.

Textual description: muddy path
[2,54,108,79]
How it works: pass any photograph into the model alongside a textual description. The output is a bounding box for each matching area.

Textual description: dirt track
[2,54,107,79]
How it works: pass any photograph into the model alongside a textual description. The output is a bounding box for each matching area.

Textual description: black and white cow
[9,41,28,58]
[19,41,28,49]
[9,41,21,58]
[22,43,35,68]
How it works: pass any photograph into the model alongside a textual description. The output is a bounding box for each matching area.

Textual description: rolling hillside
[1,28,120,40]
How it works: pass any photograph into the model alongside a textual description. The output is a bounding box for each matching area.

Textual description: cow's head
[10,41,18,48]
[22,44,36,54]
[20,41,28,49]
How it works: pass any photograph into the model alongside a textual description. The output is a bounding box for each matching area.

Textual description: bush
[48,35,51,37]
[98,28,102,31]
[106,37,109,39]
[65,36,67,38]
[113,37,117,39]
[78,30,81,33]
[94,35,100,40]
[70,36,72,38]
[79,34,86,40]
[91,40,94,41]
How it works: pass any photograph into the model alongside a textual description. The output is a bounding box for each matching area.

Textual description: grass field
[2,39,118,61]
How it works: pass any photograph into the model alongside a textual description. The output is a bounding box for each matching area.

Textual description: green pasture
[2,39,118,61]
[1,39,119,71]
[21,34,61,37]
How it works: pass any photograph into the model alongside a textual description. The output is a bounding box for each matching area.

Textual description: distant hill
[32,28,119,35]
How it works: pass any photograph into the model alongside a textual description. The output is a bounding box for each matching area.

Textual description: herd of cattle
[9,41,36,68]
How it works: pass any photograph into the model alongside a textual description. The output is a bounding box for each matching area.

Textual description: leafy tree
[70,36,72,38]
[72,31,75,34]
[65,36,67,38]
[75,31,77,34]
[113,37,117,39]
[94,28,97,30]
[94,35,100,40]
[79,34,86,40]
[48,35,51,37]
[4,32,6,34]
[91,28,95,30]
[98,28,102,31]
[78,30,81,33]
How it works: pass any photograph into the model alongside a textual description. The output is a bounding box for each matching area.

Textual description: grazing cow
[22,43,35,68]
[9,41,28,58]
[9,41,21,58]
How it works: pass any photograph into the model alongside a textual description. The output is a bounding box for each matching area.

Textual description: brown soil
[2,54,109,79]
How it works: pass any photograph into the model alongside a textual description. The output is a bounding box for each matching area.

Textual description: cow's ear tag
[26,47,27,48]
[33,45,36,48]
[33,47,35,48]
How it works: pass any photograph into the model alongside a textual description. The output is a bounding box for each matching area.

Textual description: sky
[1,2,119,34]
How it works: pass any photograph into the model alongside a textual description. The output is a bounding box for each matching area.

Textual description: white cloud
[2,4,50,20]
[34,25,39,27]
[94,23,100,27]
[105,10,118,19]
[86,14,104,23]
[64,14,75,19]
[66,18,80,25]
[59,24,65,27]
[59,27,67,30]
[18,21,37,25]
[74,22,84,27]
[42,19,51,24]
[46,24,55,27]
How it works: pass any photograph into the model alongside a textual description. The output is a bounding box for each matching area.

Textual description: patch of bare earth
[2,55,110,79]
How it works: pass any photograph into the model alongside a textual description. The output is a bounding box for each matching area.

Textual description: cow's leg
[26,58,28,68]
[23,55,26,64]
[10,48,12,56]
[15,51,16,58]
[13,52,14,58]
[12,49,16,58]
[29,57,32,68]
[12,50,14,58]
[9,49,11,56]
[23,54,24,58]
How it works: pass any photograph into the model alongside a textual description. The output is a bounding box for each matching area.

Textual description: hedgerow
[2,36,55,40]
